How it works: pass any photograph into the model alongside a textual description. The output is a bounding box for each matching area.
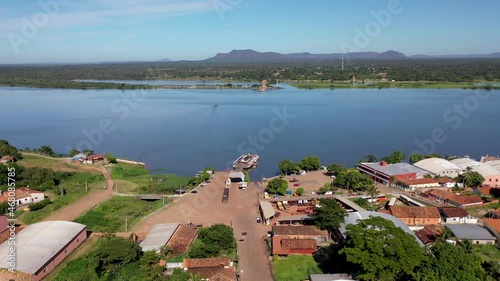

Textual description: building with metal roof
[450,158,500,187]
[413,158,462,178]
[140,223,180,252]
[229,171,245,182]
[259,201,276,225]
[358,161,431,185]
[336,211,424,247]
[445,224,497,245]
[0,221,87,281]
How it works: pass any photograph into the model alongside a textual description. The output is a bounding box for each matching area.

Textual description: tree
[360,154,377,163]
[0,140,22,159]
[334,171,374,191]
[381,150,406,164]
[68,149,80,157]
[312,199,347,237]
[160,245,173,258]
[340,216,426,281]
[327,163,347,176]
[279,160,298,175]
[297,156,321,171]
[366,185,380,205]
[415,240,486,281]
[0,202,8,214]
[91,236,142,275]
[107,153,117,164]
[296,187,305,196]
[38,145,55,156]
[188,224,236,258]
[410,153,425,163]
[267,178,288,195]
[457,168,484,188]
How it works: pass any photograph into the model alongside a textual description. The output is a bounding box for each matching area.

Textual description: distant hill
[205,49,407,62]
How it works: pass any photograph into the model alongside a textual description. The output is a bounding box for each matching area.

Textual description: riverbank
[294,81,500,90]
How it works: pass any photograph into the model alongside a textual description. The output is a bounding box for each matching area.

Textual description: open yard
[18,172,106,224]
[267,171,333,195]
[273,255,322,281]
[18,153,102,173]
[467,203,500,218]
[108,163,188,194]
[74,196,165,232]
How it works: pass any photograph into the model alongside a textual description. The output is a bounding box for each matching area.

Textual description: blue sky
[0,0,499,63]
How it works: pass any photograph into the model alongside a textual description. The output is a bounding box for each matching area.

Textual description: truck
[222,188,229,203]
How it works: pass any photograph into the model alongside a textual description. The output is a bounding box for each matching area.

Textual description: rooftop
[445,224,496,241]
[183,258,231,269]
[310,274,355,281]
[450,158,500,177]
[338,211,424,247]
[260,200,276,220]
[139,223,179,252]
[359,162,430,178]
[414,158,462,174]
[0,221,86,274]
[397,178,440,186]
[483,219,500,233]
[166,224,198,256]
[390,206,441,218]
[273,225,327,236]
[414,224,445,244]
[439,207,471,218]
[281,238,316,250]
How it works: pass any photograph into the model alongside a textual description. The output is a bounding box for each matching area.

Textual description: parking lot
[131,171,274,281]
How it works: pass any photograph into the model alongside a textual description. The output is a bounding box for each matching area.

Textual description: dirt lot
[131,171,274,281]
[265,171,333,195]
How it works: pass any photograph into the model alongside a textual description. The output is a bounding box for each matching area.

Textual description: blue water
[1,85,499,178]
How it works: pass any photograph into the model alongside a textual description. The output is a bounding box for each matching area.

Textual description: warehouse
[451,158,500,187]
[413,158,462,178]
[357,161,430,185]
[0,221,87,281]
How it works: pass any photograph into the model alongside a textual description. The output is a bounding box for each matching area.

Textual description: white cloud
[0,0,213,33]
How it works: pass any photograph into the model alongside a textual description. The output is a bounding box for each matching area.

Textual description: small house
[439,207,477,224]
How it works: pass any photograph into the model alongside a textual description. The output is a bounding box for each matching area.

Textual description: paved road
[130,172,274,281]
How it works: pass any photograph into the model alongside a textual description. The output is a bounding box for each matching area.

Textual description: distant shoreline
[293,81,500,90]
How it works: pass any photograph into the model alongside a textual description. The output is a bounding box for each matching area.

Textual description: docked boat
[233,154,259,170]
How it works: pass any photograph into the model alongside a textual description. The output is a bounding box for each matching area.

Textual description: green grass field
[294,81,500,90]
[74,196,164,232]
[19,172,105,224]
[109,163,188,194]
[18,153,101,173]
[273,255,322,281]
[473,244,500,262]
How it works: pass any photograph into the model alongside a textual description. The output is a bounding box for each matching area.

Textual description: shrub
[29,198,51,211]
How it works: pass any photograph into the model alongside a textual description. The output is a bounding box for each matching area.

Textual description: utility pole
[125,216,128,232]
[162,196,165,206]
[85,179,88,192]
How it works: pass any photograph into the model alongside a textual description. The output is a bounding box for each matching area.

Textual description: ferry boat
[233,154,260,170]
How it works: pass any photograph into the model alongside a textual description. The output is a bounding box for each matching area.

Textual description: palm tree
[367,185,380,207]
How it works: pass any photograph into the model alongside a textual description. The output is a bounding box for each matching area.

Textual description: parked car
[289,178,299,182]
[293,183,300,187]
[256,216,261,223]
[191,190,198,193]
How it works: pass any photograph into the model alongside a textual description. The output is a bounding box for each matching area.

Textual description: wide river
[1,84,499,178]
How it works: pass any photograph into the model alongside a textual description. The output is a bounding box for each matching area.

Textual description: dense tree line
[1,59,500,89]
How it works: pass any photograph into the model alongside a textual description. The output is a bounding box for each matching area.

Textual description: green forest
[1,59,500,89]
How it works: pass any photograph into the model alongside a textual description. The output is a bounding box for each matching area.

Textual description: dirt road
[42,166,115,221]
[131,171,274,281]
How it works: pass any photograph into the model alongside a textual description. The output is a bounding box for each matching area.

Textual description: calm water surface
[1,84,499,177]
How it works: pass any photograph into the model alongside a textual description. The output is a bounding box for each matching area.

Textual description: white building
[413,158,462,178]
[440,207,477,224]
[451,158,500,187]
[0,187,45,207]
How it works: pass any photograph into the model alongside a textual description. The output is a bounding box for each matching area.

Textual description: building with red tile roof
[395,178,441,191]
[183,258,234,281]
[421,189,483,208]
[0,187,45,207]
[483,219,500,244]
[272,225,328,256]
[415,224,445,245]
[389,206,441,226]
